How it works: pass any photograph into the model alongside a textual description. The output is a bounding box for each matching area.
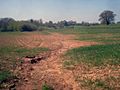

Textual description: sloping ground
[16,33,98,90]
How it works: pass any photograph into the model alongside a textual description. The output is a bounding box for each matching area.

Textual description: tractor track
[16,33,99,90]
[15,34,43,48]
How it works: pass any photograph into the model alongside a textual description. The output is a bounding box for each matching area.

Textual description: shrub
[21,23,37,32]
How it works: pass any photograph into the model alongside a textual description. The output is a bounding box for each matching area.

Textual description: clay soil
[14,33,99,90]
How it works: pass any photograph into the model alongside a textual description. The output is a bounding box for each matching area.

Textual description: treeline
[0,18,39,32]
[0,17,120,32]
[0,17,100,32]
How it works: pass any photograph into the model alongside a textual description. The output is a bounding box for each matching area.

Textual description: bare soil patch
[14,33,98,90]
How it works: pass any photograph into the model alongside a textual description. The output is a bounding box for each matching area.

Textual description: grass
[0,70,12,83]
[0,45,49,70]
[59,25,120,89]
[0,25,120,89]
[47,25,120,44]
[42,25,120,89]
[0,32,50,89]
[48,24,120,34]
[0,45,49,87]
[0,70,17,89]
[42,83,54,90]
[64,44,120,67]
[0,32,25,36]
[80,78,116,90]
[76,75,120,90]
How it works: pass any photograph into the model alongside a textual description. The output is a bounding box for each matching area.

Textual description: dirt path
[17,33,98,90]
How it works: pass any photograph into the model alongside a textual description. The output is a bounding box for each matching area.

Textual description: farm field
[0,25,120,90]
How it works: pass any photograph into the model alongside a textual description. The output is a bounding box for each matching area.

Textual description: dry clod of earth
[23,54,48,64]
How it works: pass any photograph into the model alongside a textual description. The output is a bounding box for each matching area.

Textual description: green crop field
[1,1,120,89]
[47,24,120,44]
[0,24,120,90]
[43,24,120,90]
[58,25,120,90]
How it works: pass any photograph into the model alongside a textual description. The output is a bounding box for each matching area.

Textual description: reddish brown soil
[15,33,98,90]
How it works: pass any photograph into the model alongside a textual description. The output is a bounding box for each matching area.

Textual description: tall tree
[99,10,116,25]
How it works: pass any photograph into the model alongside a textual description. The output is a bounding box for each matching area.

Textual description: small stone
[24,78,29,82]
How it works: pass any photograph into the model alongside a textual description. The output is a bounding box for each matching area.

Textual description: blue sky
[0,0,120,22]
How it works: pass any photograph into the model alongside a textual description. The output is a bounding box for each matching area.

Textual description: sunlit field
[0,24,120,90]
[45,24,120,90]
